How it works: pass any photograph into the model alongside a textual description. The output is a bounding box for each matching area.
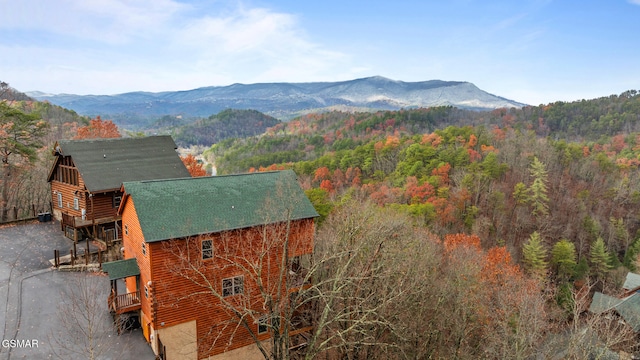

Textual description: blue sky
[1,0,639,105]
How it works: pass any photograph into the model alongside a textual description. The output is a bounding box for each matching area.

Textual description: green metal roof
[623,272,640,292]
[51,136,190,192]
[122,170,319,243]
[589,292,624,314]
[590,292,640,332]
[615,293,640,332]
[102,258,140,280]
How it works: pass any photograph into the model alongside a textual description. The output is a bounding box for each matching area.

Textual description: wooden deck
[63,213,121,228]
[108,290,141,314]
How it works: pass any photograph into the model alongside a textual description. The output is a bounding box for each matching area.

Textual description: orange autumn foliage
[314,166,331,182]
[258,164,286,172]
[405,176,435,203]
[320,179,334,193]
[181,154,207,177]
[74,116,121,139]
[443,233,481,253]
[482,246,521,285]
[467,134,478,148]
[431,163,451,185]
[421,133,443,147]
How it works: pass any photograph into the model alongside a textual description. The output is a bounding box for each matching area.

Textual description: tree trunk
[1,162,10,222]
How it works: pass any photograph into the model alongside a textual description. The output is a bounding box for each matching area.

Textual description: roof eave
[143,214,318,243]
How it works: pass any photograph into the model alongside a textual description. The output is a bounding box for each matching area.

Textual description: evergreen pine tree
[589,237,612,279]
[551,239,577,281]
[529,157,549,216]
[523,231,548,280]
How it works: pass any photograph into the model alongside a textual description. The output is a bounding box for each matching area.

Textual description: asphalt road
[0,221,156,359]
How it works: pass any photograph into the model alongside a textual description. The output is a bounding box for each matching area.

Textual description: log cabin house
[47,136,189,244]
[102,170,318,360]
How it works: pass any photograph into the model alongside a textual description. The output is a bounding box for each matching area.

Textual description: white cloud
[169,6,351,85]
[0,0,357,94]
[0,0,187,44]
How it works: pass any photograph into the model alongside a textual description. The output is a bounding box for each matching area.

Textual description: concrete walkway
[0,221,155,359]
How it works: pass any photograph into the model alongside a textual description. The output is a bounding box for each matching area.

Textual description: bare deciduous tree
[49,273,130,360]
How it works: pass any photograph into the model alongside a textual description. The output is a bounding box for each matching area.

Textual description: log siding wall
[50,156,122,223]
[121,197,153,326]
[121,196,315,360]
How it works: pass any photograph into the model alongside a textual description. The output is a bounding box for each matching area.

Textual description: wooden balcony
[108,290,141,314]
[62,212,121,228]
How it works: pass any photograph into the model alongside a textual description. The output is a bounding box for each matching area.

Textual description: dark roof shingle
[52,136,190,192]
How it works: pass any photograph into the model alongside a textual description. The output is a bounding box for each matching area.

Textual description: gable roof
[48,136,190,192]
[590,292,640,332]
[615,293,640,332]
[623,272,640,292]
[122,170,319,243]
[589,292,625,314]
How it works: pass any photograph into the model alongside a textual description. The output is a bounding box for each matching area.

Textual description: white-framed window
[222,276,244,297]
[141,242,147,256]
[202,239,213,260]
[144,285,149,298]
[124,224,128,236]
[73,197,79,210]
[57,193,63,208]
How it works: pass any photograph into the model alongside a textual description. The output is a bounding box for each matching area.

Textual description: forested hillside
[205,91,640,357]
[5,79,640,357]
[0,84,89,221]
[171,109,280,146]
[211,91,640,173]
[210,102,640,254]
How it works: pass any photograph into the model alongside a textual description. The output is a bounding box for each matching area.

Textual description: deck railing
[109,290,141,313]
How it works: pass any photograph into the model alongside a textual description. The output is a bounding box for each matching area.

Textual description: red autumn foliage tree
[314,166,331,183]
[258,164,286,172]
[346,167,362,187]
[74,116,121,139]
[611,134,627,153]
[482,246,521,286]
[181,154,207,177]
[467,134,478,148]
[332,168,345,190]
[405,176,435,204]
[319,179,334,193]
[432,163,451,185]
[443,233,481,253]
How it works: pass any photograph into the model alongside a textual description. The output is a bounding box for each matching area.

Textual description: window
[258,316,269,334]
[141,242,147,256]
[201,239,213,260]
[258,315,280,334]
[57,193,63,208]
[73,197,79,210]
[124,224,128,236]
[113,195,122,208]
[222,276,244,297]
[144,285,149,298]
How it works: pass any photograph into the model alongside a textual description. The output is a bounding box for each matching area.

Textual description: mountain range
[28,76,526,126]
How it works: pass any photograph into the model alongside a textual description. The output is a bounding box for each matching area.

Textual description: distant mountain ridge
[28,76,526,125]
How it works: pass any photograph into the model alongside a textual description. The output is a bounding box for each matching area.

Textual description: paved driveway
[0,221,156,359]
